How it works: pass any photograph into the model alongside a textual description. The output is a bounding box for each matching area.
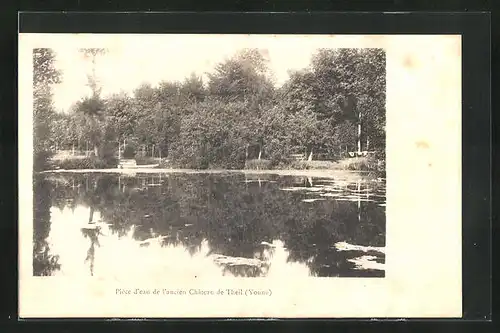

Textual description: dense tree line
[35,48,386,170]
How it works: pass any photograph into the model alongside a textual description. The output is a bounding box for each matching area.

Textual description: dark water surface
[33,172,386,278]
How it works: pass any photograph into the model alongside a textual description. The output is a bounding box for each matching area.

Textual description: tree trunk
[89,206,94,224]
[308,147,313,161]
[357,122,362,154]
[94,145,99,157]
[366,136,370,151]
[245,144,249,160]
[258,145,262,160]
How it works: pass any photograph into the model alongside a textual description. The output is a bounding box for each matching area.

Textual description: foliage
[54,157,114,170]
[337,156,382,172]
[122,143,137,159]
[135,157,158,165]
[33,48,61,171]
[207,49,275,104]
[33,176,61,276]
[244,159,272,170]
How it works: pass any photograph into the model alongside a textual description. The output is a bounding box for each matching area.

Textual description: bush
[337,155,385,172]
[98,143,118,167]
[123,143,137,159]
[338,157,368,171]
[54,156,115,170]
[135,157,157,165]
[244,159,272,170]
[285,160,310,170]
[158,158,172,168]
[34,150,54,172]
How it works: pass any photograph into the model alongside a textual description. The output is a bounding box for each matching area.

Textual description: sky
[48,34,341,112]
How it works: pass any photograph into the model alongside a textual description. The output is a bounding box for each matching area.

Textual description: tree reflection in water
[34,172,385,278]
[33,177,60,276]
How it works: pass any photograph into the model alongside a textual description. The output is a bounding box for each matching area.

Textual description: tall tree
[207,48,274,105]
[75,48,108,156]
[310,48,386,153]
[33,48,62,171]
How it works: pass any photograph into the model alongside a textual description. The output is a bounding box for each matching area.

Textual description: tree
[105,92,136,155]
[169,100,248,169]
[180,73,207,103]
[33,48,61,171]
[310,48,386,153]
[275,48,386,159]
[207,48,274,105]
[73,49,108,157]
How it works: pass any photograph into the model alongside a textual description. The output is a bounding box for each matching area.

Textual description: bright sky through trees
[50,35,339,112]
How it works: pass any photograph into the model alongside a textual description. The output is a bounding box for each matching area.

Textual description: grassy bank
[244,156,384,172]
[48,155,384,174]
[40,168,384,182]
[50,156,117,170]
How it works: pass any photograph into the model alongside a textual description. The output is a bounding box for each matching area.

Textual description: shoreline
[39,168,384,179]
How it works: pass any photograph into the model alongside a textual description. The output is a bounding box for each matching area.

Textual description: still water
[33,172,386,279]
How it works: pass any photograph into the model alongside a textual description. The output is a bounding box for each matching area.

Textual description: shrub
[34,150,54,171]
[54,156,115,170]
[135,157,157,165]
[267,159,338,170]
[98,143,119,167]
[123,143,137,159]
[158,158,172,168]
[337,155,385,172]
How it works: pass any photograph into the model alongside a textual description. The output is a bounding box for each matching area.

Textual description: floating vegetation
[334,242,385,254]
[211,254,265,267]
[348,255,385,271]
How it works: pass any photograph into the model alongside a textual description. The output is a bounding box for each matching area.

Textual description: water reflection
[33,172,386,278]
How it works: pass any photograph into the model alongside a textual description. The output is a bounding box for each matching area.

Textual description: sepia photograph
[19,33,462,318]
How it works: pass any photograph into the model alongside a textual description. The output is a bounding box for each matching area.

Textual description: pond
[33,171,386,279]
